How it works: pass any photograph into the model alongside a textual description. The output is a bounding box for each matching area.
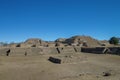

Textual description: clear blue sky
[0,0,120,42]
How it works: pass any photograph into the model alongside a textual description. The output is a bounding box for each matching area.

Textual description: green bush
[109,37,119,45]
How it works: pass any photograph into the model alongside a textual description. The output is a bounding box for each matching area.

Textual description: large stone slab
[48,57,61,64]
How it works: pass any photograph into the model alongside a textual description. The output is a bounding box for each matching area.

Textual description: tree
[109,37,119,45]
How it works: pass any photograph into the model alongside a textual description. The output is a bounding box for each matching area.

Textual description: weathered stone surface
[81,47,120,55]
[48,57,61,64]
[55,38,66,43]
[64,36,100,47]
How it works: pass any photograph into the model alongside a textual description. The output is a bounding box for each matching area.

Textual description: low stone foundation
[0,46,81,56]
[81,47,120,55]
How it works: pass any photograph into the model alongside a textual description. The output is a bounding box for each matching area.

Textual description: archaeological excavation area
[0,36,120,80]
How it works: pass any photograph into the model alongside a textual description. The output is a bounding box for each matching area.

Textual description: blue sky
[0,0,120,42]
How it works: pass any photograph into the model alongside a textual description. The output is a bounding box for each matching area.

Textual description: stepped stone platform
[0,46,81,56]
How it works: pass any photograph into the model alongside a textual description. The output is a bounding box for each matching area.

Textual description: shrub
[109,37,119,45]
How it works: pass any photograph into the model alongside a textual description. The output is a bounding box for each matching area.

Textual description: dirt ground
[0,52,120,80]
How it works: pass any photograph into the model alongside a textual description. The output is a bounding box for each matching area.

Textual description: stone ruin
[2,35,104,48]
[22,38,47,47]
[81,47,120,55]
[0,35,119,58]
[48,57,61,64]
[64,36,101,47]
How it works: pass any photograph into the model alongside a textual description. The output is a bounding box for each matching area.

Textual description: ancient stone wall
[0,46,81,56]
[81,47,120,55]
